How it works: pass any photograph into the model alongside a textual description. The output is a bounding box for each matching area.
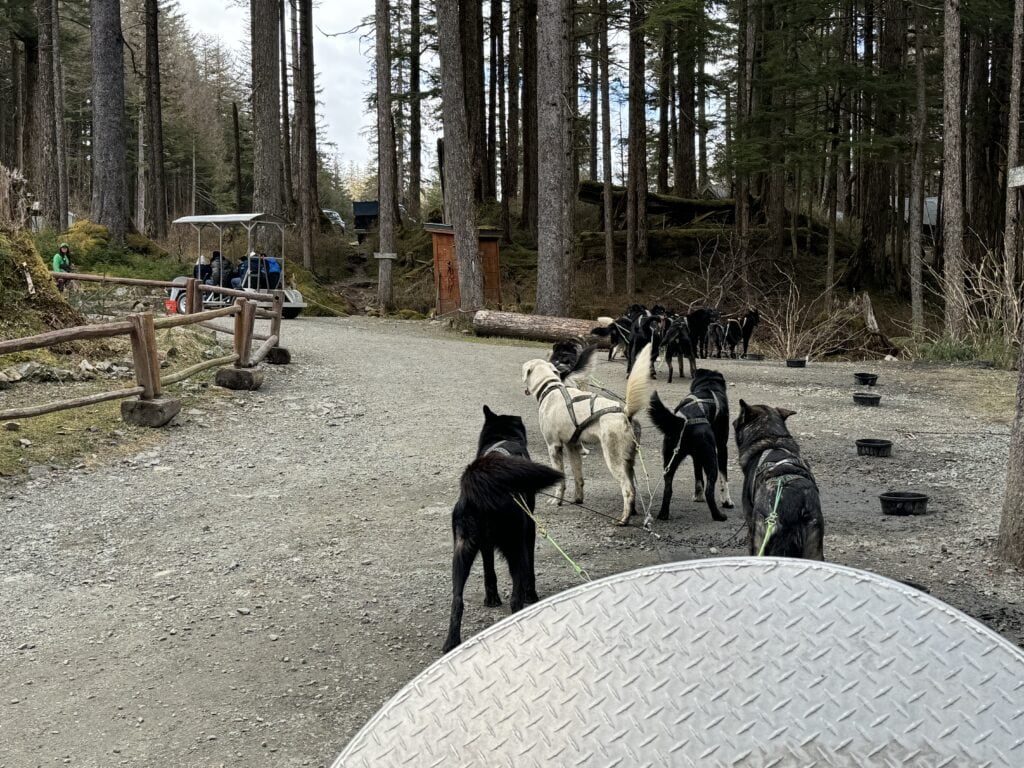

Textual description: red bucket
[164,298,177,315]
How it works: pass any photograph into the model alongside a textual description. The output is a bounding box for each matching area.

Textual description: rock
[3,422,20,432]
[17,438,31,448]
[120,398,182,428]
[215,368,264,391]
[236,607,251,615]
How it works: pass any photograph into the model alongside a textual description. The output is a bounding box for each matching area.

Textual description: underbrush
[906,330,1020,370]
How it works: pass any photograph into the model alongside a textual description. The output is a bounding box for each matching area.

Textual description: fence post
[216,298,264,391]
[122,311,180,427]
[266,291,291,365]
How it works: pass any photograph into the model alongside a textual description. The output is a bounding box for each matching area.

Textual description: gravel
[1,315,1021,767]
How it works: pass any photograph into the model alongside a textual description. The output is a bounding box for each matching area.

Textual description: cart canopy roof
[172,213,290,227]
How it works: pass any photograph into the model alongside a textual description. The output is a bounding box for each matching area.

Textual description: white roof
[172,213,289,226]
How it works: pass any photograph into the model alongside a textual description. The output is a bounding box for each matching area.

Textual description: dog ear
[776,407,797,420]
[482,405,494,418]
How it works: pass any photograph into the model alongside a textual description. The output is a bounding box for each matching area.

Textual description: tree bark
[626,0,646,297]
[145,0,167,238]
[296,0,318,268]
[488,0,500,201]
[34,0,59,230]
[1003,0,1023,343]
[910,7,927,336]
[657,24,670,194]
[90,0,130,244]
[408,0,422,219]
[473,309,611,343]
[499,0,512,242]
[437,0,483,310]
[998,340,1024,567]
[51,0,68,230]
[279,0,294,218]
[589,11,599,181]
[508,0,521,200]
[599,0,614,295]
[251,0,284,229]
[674,20,695,197]
[521,0,538,240]
[942,0,966,337]
[232,101,243,211]
[376,0,398,312]
[535,0,572,316]
[461,0,487,202]
[696,3,708,189]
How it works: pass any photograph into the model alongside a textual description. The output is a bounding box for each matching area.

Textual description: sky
[175,0,378,169]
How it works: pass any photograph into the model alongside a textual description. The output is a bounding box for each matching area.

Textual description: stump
[472,310,610,346]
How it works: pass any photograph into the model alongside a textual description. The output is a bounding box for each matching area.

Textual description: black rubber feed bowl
[854,372,878,386]
[744,353,765,361]
[880,491,928,516]
[856,438,892,457]
[853,392,881,406]
[786,359,806,368]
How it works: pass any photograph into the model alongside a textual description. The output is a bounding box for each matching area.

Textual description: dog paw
[484,594,502,608]
[712,513,729,522]
[615,517,630,527]
[525,591,540,604]
[441,637,460,653]
[572,495,584,505]
[723,501,735,509]
[656,512,669,521]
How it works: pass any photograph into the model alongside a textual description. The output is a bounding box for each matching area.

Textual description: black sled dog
[733,401,825,559]
[549,340,600,386]
[648,369,734,521]
[442,406,564,653]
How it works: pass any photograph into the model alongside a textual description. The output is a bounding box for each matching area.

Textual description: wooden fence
[0,272,288,427]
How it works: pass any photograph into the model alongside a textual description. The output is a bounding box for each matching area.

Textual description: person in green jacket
[52,243,72,292]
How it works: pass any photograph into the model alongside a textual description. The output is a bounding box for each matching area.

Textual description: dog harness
[536,379,624,445]
[483,440,515,457]
[750,447,816,556]
[672,391,721,428]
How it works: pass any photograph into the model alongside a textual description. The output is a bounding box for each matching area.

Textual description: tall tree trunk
[674,21,695,197]
[1003,0,1024,342]
[656,25,670,194]
[910,7,927,335]
[942,0,966,337]
[626,0,646,296]
[499,0,512,241]
[52,0,68,229]
[521,0,538,239]
[251,0,284,230]
[589,12,599,181]
[736,0,753,298]
[232,101,243,211]
[290,0,300,182]
[34,0,58,229]
[508,0,521,200]
[136,98,145,231]
[999,338,1024,567]
[696,4,708,189]
[377,0,397,309]
[535,0,572,315]
[488,0,500,200]
[144,0,167,238]
[296,0,318,268]
[90,0,130,244]
[461,0,487,201]
[279,0,294,218]
[437,0,483,310]
[408,0,422,220]
[599,0,614,294]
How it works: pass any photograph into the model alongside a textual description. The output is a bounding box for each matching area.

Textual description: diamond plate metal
[331,559,1024,768]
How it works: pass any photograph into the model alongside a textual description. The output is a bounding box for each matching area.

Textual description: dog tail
[595,316,614,327]
[589,324,612,337]
[647,390,684,437]
[624,342,654,421]
[563,344,600,388]
[460,454,564,512]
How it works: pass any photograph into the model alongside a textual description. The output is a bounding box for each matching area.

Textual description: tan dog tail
[595,316,614,327]
[624,343,654,421]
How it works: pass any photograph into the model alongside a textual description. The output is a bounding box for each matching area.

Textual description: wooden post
[185,277,200,314]
[375,252,398,313]
[127,313,158,399]
[270,291,284,344]
[232,298,246,364]
[233,298,256,368]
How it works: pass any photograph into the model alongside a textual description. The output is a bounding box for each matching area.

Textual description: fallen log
[472,310,610,346]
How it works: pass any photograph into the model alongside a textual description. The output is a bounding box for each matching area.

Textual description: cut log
[473,310,610,345]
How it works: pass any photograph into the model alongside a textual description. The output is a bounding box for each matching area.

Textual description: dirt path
[2,316,1022,768]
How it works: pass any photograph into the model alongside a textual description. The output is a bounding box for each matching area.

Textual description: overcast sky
[175,0,378,169]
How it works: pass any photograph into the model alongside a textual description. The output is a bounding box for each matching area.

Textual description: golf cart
[168,213,307,318]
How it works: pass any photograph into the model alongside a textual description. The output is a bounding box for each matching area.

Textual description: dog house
[424,223,501,316]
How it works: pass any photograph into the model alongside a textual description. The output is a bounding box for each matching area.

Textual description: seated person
[231,252,257,290]
[206,251,232,287]
[192,255,212,282]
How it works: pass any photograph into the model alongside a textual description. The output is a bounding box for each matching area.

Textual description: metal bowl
[786,359,806,368]
[854,372,878,386]
[879,491,928,516]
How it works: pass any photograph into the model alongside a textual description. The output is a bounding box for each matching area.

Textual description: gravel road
[2,315,1022,767]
